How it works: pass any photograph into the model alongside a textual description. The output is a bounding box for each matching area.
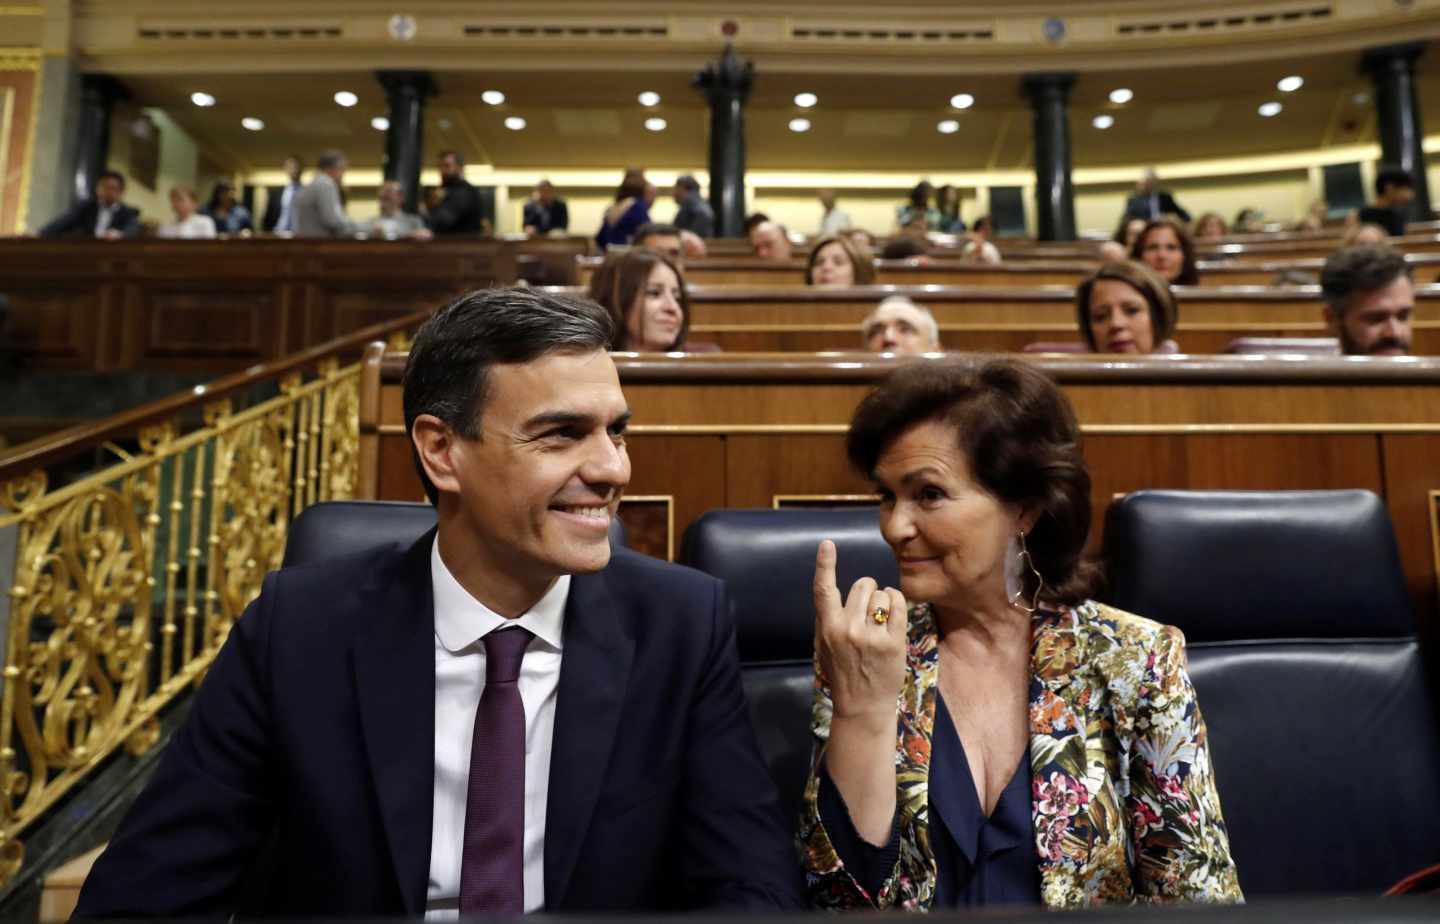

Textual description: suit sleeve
[38,203,85,238]
[673,579,805,910]
[1167,195,1192,224]
[73,575,282,918]
[555,201,569,231]
[425,186,476,234]
[319,182,355,237]
[1126,626,1243,903]
[115,207,142,239]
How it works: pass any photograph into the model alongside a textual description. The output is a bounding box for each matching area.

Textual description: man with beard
[426,150,484,235]
[1320,245,1413,356]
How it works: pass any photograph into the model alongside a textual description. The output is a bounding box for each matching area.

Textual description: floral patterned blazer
[798,600,1243,909]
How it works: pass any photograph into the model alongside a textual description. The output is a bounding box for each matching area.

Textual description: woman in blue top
[203,180,254,235]
[597,172,653,248]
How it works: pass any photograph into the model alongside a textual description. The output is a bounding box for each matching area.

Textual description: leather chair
[680,507,896,822]
[1102,490,1440,896]
[282,500,626,569]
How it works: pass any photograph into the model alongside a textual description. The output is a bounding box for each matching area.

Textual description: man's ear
[1322,305,1340,336]
[411,415,463,497]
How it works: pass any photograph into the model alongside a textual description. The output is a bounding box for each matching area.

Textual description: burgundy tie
[459,627,533,915]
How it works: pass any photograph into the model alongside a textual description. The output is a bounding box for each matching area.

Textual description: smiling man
[75,288,802,917]
[1320,245,1414,356]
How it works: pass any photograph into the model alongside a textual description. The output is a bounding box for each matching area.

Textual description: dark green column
[376,70,436,213]
[1022,72,1078,242]
[694,45,753,237]
[1362,43,1431,221]
[73,75,127,203]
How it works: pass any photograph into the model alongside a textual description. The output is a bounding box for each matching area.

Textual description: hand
[813,539,908,728]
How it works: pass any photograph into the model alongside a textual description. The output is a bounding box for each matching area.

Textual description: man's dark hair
[97,170,126,189]
[403,287,615,504]
[439,150,465,166]
[675,174,700,194]
[743,212,770,233]
[633,222,679,246]
[1375,165,1414,198]
[316,149,346,171]
[881,237,928,260]
[285,154,305,168]
[1320,245,1411,318]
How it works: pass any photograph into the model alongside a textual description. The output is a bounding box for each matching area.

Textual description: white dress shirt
[425,537,568,918]
[94,202,119,237]
[277,182,299,232]
[157,214,217,240]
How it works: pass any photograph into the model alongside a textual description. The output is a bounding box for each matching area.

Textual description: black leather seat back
[283,500,626,569]
[1102,490,1440,895]
[681,508,896,822]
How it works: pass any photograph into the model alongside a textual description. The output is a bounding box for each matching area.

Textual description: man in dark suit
[38,170,140,239]
[426,150,484,235]
[522,179,569,234]
[74,287,803,917]
[1357,165,1416,237]
[1122,168,1191,224]
[261,155,305,233]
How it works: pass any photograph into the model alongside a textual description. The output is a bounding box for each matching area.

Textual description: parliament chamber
[4,0,1440,919]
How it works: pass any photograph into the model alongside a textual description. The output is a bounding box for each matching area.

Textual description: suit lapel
[351,532,437,915]
[543,565,634,908]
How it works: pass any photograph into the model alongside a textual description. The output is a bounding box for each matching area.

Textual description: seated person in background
[1100,215,1146,262]
[1296,199,1329,232]
[632,222,682,263]
[880,237,929,262]
[294,149,359,238]
[522,179,569,235]
[597,174,653,248]
[203,180,254,235]
[158,185,216,240]
[671,175,715,238]
[960,218,1000,265]
[427,150,484,236]
[819,189,852,236]
[936,185,964,234]
[1321,245,1413,356]
[844,228,877,251]
[744,211,770,234]
[861,296,939,354]
[39,170,139,239]
[1342,222,1389,248]
[1123,168,1191,223]
[587,249,690,352]
[680,229,707,261]
[1130,217,1199,286]
[749,220,793,261]
[799,357,1241,909]
[1076,261,1179,354]
[1358,165,1415,237]
[896,181,941,231]
[1233,207,1264,233]
[76,287,801,916]
[370,180,432,240]
[1193,212,1227,241]
[806,234,876,287]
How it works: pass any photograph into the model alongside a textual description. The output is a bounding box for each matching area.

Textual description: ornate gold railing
[0,309,428,886]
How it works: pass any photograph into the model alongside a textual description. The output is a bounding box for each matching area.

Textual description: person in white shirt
[818,188,852,236]
[369,180,433,240]
[157,185,217,239]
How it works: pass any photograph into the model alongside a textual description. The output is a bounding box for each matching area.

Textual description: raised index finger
[813,539,842,612]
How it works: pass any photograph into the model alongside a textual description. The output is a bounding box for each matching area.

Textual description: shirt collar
[431,535,567,653]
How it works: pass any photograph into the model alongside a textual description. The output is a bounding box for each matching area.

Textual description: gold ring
[871,606,890,625]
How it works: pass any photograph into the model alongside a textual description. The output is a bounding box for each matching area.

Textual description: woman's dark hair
[937,184,959,216]
[1130,217,1199,286]
[616,170,647,202]
[586,249,690,351]
[908,181,934,209]
[1074,260,1178,351]
[804,234,876,285]
[881,237,928,260]
[205,180,236,214]
[403,287,615,505]
[1112,215,1144,246]
[846,357,1097,605]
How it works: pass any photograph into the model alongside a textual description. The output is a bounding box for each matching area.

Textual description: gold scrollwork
[322,374,361,500]
[0,470,47,516]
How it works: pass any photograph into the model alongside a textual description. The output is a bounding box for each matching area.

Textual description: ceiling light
[1277,75,1304,93]
[1092,114,1115,130]
[644,117,667,132]
[504,116,526,130]
[371,116,390,131]
[638,91,661,107]
[788,118,812,133]
[1108,88,1134,105]
[241,117,265,131]
[937,119,960,134]
[333,91,358,108]
[1352,91,1370,105]
[190,91,216,108]
[437,118,452,130]
[794,92,818,108]
[482,90,506,105]
[950,93,975,110]
[1258,101,1283,118]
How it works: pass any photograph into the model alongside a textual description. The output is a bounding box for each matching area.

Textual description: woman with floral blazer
[801,357,1241,910]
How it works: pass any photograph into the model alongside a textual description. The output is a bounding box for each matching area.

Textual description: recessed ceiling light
[371,116,390,131]
[638,91,661,107]
[1092,114,1115,130]
[1258,101,1283,117]
[482,90,506,106]
[1352,91,1370,105]
[1108,88,1134,105]
[504,116,526,130]
[794,92,818,108]
[788,117,811,133]
[1277,75,1304,93]
[937,119,960,134]
[333,91,358,108]
[241,117,265,131]
[190,91,216,108]
[644,117,667,132]
[437,118,452,130]
[950,93,975,110]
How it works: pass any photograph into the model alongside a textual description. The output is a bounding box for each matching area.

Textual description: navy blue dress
[817,692,1042,907]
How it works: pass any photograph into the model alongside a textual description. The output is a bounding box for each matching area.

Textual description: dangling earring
[1009,530,1045,614]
